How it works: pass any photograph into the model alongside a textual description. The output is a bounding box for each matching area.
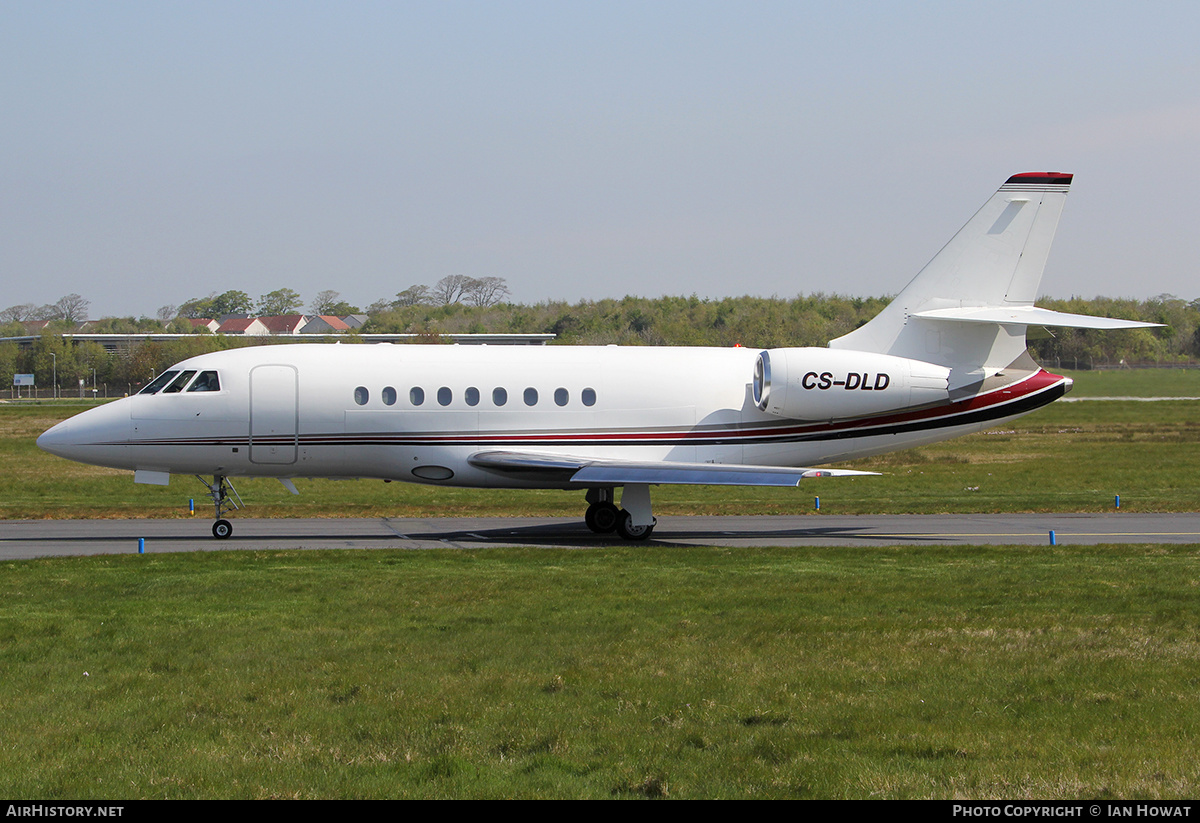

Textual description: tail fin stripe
[1004,172,1073,186]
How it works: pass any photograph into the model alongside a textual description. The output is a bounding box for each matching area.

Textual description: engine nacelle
[752,348,951,420]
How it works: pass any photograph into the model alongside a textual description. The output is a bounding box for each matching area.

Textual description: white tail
[830,172,1153,388]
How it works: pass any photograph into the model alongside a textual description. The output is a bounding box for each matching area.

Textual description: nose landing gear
[197,474,243,539]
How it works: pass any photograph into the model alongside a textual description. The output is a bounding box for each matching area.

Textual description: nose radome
[37,418,74,458]
[37,401,132,466]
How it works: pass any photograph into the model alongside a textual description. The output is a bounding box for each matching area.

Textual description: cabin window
[465,387,480,406]
[524,387,538,406]
[410,387,425,406]
[554,388,569,406]
[492,387,507,406]
[437,387,452,406]
[187,371,220,392]
[354,386,369,406]
[163,370,197,393]
[582,388,596,407]
[382,386,397,406]
[139,371,179,395]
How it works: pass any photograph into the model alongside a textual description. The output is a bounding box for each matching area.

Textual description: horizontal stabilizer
[912,306,1162,330]
[468,450,877,487]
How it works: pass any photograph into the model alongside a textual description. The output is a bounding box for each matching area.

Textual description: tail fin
[829,173,1073,375]
[829,172,1154,386]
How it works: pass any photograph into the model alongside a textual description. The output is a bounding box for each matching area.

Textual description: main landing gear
[197,474,244,539]
[584,486,657,541]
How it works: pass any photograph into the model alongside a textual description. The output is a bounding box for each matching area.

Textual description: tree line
[2,276,515,331]
[0,294,91,324]
[3,291,1200,394]
[162,276,512,323]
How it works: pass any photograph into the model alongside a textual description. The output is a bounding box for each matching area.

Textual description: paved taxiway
[3,513,1200,559]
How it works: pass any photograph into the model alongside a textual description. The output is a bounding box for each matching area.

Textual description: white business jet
[39,173,1156,540]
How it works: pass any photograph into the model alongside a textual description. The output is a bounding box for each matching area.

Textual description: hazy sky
[3,1,1198,319]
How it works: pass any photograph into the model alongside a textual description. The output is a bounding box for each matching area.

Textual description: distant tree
[177,290,252,319]
[431,275,473,305]
[311,290,339,314]
[0,304,38,323]
[310,290,359,316]
[393,284,431,307]
[30,332,77,391]
[365,297,394,316]
[256,288,303,316]
[211,290,254,317]
[177,294,216,319]
[0,342,17,387]
[53,294,90,322]
[156,304,177,322]
[464,276,511,307]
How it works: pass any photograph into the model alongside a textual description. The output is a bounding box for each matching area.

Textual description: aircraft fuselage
[39,342,1069,490]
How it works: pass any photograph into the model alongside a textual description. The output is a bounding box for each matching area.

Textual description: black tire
[585,501,621,534]
[615,511,655,541]
[212,519,233,540]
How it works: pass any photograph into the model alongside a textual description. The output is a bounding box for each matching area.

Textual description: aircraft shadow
[0,519,953,553]
[403,521,952,546]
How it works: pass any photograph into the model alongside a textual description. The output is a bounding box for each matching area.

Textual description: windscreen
[138,371,179,395]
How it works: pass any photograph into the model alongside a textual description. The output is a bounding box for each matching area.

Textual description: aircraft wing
[467,450,878,487]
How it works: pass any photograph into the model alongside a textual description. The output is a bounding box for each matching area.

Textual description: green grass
[1058,368,1200,398]
[1,545,1199,799]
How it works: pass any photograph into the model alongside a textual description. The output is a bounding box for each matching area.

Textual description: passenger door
[250,364,298,465]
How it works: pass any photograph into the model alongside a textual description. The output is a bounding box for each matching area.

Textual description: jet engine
[752,348,951,420]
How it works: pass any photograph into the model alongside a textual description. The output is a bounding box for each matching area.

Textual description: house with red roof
[300,315,351,334]
[258,315,309,335]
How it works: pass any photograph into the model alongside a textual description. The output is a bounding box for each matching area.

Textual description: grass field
[1,368,1197,798]
[2,544,1199,799]
[1058,367,1200,398]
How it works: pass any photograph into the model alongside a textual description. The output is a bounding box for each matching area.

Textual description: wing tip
[801,469,882,478]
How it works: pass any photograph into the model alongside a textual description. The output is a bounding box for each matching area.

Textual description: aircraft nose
[38,402,132,467]
[37,418,75,458]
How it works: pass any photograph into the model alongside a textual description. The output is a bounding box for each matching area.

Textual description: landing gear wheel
[585,501,621,534]
[616,511,656,541]
[199,475,244,540]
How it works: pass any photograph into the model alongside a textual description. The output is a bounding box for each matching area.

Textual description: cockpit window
[163,370,197,393]
[139,371,180,395]
[187,371,221,392]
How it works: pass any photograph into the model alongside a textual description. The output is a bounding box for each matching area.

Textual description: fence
[1043,359,1200,371]
[6,384,133,401]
